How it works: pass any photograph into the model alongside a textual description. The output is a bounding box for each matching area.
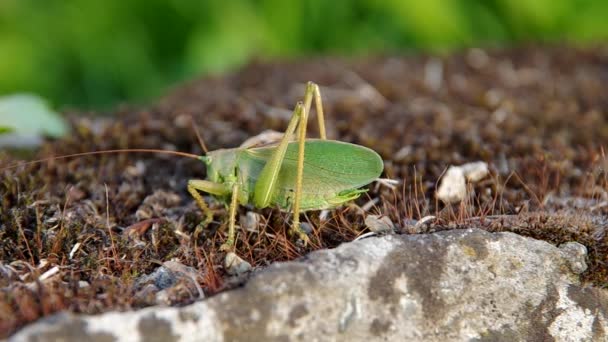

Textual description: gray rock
[133,260,204,306]
[10,229,608,342]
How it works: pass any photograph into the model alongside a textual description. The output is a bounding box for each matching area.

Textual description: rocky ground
[1,46,608,339]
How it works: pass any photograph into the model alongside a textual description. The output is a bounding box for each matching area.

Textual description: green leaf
[0,93,68,140]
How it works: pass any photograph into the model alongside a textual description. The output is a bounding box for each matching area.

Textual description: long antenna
[1,148,202,172]
[190,115,208,154]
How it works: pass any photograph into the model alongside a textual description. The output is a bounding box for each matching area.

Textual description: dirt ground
[2,46,608,337]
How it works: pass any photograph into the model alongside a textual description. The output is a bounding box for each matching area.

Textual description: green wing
[239,139,383,210]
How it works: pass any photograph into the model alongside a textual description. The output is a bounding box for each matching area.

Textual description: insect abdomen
[239,140,383,211]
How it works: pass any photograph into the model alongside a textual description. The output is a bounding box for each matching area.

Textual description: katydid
[2,82,384,251]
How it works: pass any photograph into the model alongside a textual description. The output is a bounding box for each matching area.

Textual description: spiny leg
[291,87,311,242]
[301,81,327,140]
[253,82,327,244]
[290,81,334,241]
[252,102,310,243]
[187,179,229,238]
[220,183,240,251]
[253,82,326,207]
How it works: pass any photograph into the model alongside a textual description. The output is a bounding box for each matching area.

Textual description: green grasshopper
[188,82,383,250]
[3,82,384,251]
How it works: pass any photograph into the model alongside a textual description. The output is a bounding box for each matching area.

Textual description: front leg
[187,179,231,242]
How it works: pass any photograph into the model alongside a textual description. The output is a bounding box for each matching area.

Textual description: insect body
[187,82,384,250]
[206,140,381,211]
[3,82,384,252]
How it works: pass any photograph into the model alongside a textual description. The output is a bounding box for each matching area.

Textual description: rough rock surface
[10,229,607,341]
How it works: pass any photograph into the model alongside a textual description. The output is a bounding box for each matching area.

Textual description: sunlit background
[1,0,607,109]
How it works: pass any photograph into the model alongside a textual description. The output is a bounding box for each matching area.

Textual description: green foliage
[0,0,607,109]
[0,94,68,143]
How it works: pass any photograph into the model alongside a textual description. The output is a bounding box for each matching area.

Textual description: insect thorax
[205,148,240,184]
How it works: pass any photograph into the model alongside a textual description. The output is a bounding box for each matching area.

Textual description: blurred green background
[1,0,607,110]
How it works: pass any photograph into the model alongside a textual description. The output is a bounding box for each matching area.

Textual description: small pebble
[415,215,436,230]
[224,252,252,276]
[437,161,489,203]
[134,260,204,302]
[424,58,443,92]
[365,215,394,233]
[299,222,313,234]
[461,161,489,182]
[394,145,413,161]
[437,166,466,204]
[466,48,490,69]
[241,211,261,232]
